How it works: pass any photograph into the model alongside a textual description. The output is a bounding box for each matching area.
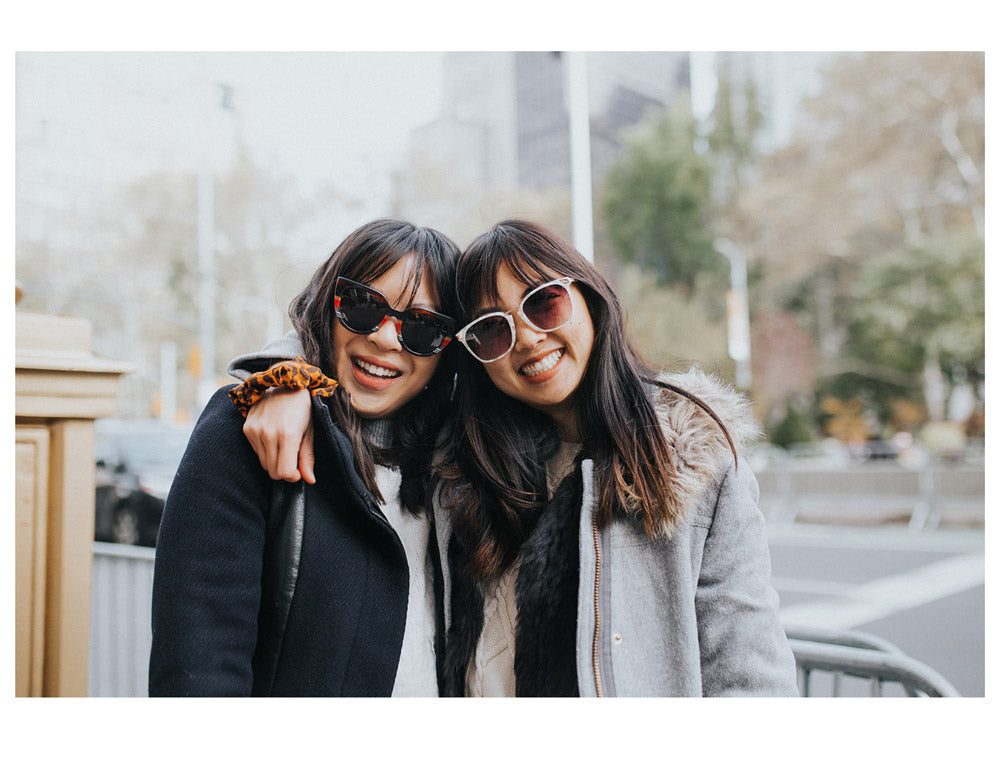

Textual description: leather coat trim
[253,395,407,694]
[255,481,306,694]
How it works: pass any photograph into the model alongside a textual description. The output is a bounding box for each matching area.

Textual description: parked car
[858,437,901,461]
[94,418,193,546]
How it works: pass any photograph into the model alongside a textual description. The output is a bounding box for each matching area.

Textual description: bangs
[343,248,430,311]
[458,227,565,316]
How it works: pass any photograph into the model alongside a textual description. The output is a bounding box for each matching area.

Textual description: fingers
[245,413,300,482]
[298,424,317,485]
[242,387,313,482]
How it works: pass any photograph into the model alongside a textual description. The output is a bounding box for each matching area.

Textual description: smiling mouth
[353,357,402,380]
[519,349,564,377]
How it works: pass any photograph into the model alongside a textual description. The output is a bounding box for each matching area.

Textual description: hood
[652,368,762,534]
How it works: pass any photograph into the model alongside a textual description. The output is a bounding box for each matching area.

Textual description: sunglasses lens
[338,284,386,332]
[464,315,513,362]
[337,279,452,356]
[522,282,573,331]
[401,311,452,356]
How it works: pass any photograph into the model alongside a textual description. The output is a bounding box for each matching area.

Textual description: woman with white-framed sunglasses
[229,219,798,697]
[434,219,797,696]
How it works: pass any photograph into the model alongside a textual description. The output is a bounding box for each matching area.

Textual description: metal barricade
[88,541,964,698]
[89,541,155,697]
[786,625,961,697]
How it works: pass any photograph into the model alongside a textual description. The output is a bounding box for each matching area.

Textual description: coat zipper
[592,517,604,697]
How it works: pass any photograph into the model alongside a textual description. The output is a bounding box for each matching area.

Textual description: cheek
[331,327,350,376]
[575,325,595,364]
[483,360,514,389]
[574,303,596,358]
[409,355,441,391]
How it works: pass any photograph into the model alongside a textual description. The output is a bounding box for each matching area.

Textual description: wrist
[228,357,338,417]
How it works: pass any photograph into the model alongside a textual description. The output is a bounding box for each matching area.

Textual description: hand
[243,385,316,484]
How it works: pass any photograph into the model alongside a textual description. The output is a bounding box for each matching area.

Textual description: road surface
[768,523,985,696]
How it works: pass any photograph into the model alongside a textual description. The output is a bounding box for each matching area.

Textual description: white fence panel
[89,541,155,697]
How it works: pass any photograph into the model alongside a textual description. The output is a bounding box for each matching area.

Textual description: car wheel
[112,506,141,545]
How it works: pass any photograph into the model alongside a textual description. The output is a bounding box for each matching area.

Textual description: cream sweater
[465,441,581,697]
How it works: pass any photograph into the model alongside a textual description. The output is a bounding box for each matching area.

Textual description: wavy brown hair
[289,218,460,511]
[436,220,735,580]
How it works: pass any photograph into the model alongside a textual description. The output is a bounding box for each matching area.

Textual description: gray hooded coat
[435,369,799,697]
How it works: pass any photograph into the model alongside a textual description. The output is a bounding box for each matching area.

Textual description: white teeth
[354,358,401,379]
[520,350,563,377]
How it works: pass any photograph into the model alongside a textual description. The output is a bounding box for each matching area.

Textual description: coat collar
[649,368,760,534]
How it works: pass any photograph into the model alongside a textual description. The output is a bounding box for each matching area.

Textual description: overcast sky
[15,51,447,214]
[212,52,445,193]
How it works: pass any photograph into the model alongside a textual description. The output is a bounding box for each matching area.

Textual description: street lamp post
[195,79,235,410]
[714,237,752,390]
[196,159,216,410]
[565,51,594,264]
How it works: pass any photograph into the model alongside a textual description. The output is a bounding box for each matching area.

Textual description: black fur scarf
[442,466,583,697]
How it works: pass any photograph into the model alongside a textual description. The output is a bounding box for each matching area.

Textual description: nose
[513,317,545,352]
[367,317,403,352]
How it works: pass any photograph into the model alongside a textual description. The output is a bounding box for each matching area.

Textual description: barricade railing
[89,541,155,697]
[754,452,984,531]
[785,624,961,697]
[88,543,964,698]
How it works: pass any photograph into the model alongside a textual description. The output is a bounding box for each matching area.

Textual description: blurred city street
[768,523,985,696]
[16,49,985,702]
[10,30,989,778]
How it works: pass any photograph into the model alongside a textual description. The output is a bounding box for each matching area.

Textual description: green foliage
[602,100,722,294]
[808,230,984,423]
[611,263,730,375]
[850,230,984,378]
[767,404,815,449]
[706,67,765,213]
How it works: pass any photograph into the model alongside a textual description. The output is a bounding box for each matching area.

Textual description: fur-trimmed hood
[652,368,762,534]
[437,368,797,697]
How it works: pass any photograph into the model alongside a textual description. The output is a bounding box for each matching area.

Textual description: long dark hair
[289,218,460,511]
[437,219,735,580]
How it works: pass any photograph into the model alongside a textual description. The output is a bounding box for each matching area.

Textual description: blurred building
[690,51,833,153]
[399,51,689,191]
[392,51,831,238]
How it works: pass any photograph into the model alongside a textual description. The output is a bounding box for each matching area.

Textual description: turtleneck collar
[360,415,394,450]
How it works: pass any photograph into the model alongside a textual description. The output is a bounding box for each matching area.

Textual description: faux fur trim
[652,368,762,535]
[512,468,581,696]
[444,468,583,697]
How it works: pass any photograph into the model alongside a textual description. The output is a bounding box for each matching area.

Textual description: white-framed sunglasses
[456,276,575,363]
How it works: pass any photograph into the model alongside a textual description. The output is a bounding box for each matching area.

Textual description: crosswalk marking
[777,552,985,630]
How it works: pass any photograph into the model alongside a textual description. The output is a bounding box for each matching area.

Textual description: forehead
[367,254,439,307]
[478,260,554,307]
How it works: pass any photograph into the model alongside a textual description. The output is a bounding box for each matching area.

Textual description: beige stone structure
[15,307,130,696]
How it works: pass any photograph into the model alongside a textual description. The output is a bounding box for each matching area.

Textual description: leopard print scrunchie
[229,356,339,418]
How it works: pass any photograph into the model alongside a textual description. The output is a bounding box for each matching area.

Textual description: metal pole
[196,160,216,409]
[714,237,752,390]
[565,52,594,263]
[195,79,233,410]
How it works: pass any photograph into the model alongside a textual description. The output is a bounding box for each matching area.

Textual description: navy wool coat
[149,387,422,696]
